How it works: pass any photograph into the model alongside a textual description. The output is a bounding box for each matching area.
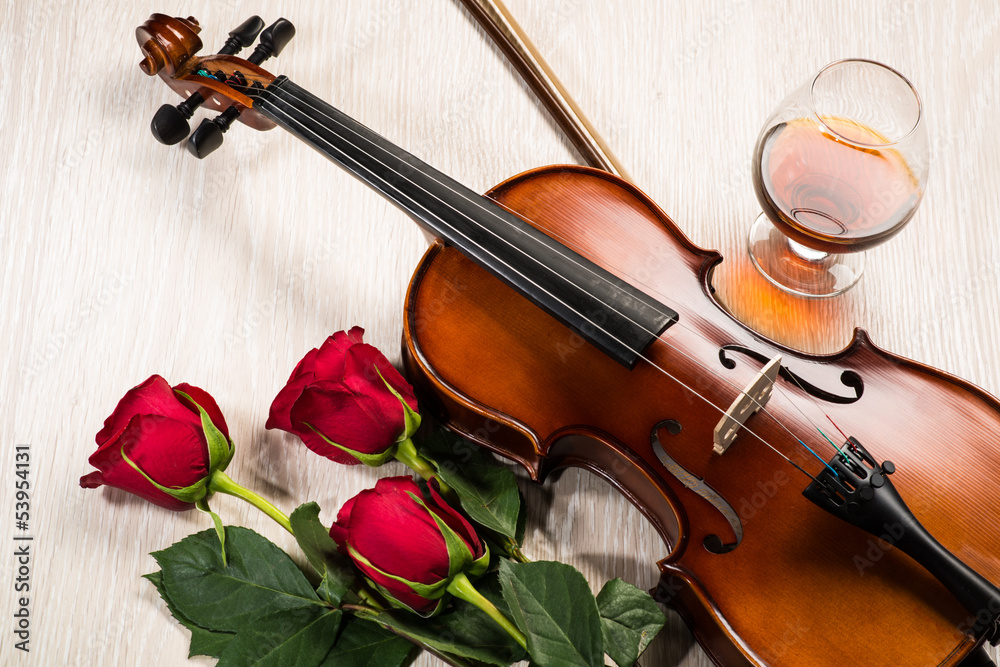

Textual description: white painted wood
[1,1,998,665]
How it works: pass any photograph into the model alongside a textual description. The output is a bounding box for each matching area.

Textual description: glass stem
[447,573,527,650]
[209,470,293,535]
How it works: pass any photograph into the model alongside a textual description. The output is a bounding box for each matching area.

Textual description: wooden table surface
[2,1,999,665]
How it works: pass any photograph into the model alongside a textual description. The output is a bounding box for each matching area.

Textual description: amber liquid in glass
[752,116,921,254]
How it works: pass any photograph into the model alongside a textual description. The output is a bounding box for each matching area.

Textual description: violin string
[482,195,851,463]
[251,81,834,482]
[239,78,834,482]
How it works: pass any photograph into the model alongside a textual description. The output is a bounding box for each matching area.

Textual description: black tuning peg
[219,16,265,56]
[248,18,296,65]
[150,93,204,145]
[187,18,296,159]
[187,108,240,159]
[148,16,265,145]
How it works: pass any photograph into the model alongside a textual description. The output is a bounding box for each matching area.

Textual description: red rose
[266,327,420,465]
[330,476,489,615]
[80,375,234,511]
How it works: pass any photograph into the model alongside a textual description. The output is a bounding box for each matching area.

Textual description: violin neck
[253,76,677,367]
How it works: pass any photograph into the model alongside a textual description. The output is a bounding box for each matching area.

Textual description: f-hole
[719,345,864,405]
[651,421,743,554]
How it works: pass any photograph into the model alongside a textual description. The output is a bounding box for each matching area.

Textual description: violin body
[403,165,1000,667]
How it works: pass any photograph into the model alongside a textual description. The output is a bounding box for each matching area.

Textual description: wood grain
[1,1,998,666]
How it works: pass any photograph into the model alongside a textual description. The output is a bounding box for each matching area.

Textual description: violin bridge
[713,355,782,455]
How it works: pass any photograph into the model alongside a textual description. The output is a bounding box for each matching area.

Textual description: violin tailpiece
[804,437,1000,644]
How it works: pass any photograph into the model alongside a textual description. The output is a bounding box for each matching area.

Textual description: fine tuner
[146,15,295,158]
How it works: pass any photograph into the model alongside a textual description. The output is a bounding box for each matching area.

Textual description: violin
[136,14,1000,667]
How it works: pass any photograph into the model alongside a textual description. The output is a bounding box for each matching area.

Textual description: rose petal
[265,371,315,432]
[289,382,401,458]
[427,480,484,559]
[347,478,450,583]
[83,414,208,510]
[95,375,201,445]
[329,494,358,550]
[295,428,365,465]
[173,382,230,439]
[288,346,321,382]
[342,344,418,412]
[79,471,105,489]
[311,337,352,380]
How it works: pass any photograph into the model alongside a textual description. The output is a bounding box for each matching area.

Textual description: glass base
[747,213,864,298]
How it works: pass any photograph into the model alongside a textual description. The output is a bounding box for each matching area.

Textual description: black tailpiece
[804,437,1000,644]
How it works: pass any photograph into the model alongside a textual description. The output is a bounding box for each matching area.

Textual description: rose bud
[80,375,234,510]
[266,327,420,466]
[330,476,490,616]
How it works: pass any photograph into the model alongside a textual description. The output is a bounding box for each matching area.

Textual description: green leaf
[289,502,355,605]
[320,616,415,667]
[153,526,324,633]
[497,559,603,667]
[514,496,527,547]
[368,571,526,666]
[418,429,522,543]
[217,607,342,667]
[143,571,235,658]
[596,579,666,667]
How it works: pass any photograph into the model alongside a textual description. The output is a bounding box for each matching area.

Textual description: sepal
[304,424,398,467]
[175,389,235,472]
[377,367,421,441]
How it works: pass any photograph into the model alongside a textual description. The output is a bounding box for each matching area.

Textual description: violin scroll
[136,14,203,78]
[136,14,292,143]
[148,16,266,145]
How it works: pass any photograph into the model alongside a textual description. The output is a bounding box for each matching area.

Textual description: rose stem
[446,572,527,650]
[395,437,454,496]
[209,470,293,535]
[356,585,386,612]
[508,541,530,564]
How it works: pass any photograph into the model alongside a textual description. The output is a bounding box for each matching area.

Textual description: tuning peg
[248,18,296,65]
[150,93,204,145]
[219,16,264,55]
[187,108,240,159]
[186,19,296,158]
[148,16,265,145]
